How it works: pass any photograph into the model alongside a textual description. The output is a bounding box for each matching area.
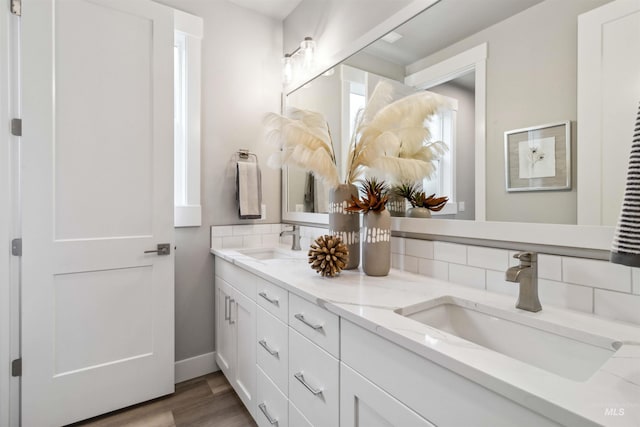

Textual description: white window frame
[423,102,458,216]
[174,10,203,227]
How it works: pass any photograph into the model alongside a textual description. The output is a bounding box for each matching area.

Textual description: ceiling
[227,0,303,20]
[364,0,544,66]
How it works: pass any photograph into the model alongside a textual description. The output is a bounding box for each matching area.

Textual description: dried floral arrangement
[263,81,451,187]
[395,182,448,211]
[345,178,389,213]
[308,235,349,277]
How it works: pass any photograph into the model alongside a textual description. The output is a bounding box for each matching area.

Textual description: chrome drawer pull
[259,291,279,306]
[294,313,323,330]
[229,299,235,324]
[224,296,230,321]
[258,339,279,357]
[294,372,323,396]
[258,403,278,425]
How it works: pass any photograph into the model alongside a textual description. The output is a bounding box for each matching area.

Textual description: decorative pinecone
[308,235,349,277]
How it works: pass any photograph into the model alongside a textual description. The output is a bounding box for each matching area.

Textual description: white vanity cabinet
[341,320,563,427]
[214,259,257,419]
[341,362,437,427]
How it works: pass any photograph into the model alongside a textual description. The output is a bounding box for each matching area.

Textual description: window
[423,103,458,215]
[173,11,203,227]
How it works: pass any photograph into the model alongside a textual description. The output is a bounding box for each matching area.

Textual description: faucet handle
[513,252,536,263]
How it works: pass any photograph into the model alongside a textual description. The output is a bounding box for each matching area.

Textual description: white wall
[154,0,283,362]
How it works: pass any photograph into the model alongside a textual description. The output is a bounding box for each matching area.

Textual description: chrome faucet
[505,252,542,312]
[280,224,301,251]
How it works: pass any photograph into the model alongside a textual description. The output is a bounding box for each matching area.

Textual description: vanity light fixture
[282,36,316,85]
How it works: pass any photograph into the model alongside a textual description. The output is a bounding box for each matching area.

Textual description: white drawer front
[257,306,288,394]
[289,401,313,427]
[257,366,288,427]
[216,257,270,300]
[289,293,339,358]
[288,329,339,427]
[256,279,288,323]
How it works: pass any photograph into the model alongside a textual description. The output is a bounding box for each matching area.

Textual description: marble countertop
[212,246,640,427]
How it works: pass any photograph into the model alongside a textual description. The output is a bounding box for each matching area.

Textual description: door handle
[258,339,279,357]
[144,243,171,255]
[294,372,323,396]
[258,291,279,306]
[294,313,323,330]
[258,403,278,425]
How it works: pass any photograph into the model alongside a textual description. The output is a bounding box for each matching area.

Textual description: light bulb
[282,54,293,84]
[300,37,315,69]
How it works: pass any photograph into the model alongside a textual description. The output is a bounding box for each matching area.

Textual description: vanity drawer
[289,401,313,427]
[256,279,288,323]
[257,306,288,394]
[289,293,339,358]
[215,258,268,301]
[288,328,339,427]
[257,366,288,427]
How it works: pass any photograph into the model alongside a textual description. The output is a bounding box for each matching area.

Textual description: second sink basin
[395,296,621,381]
[235,247,300,261]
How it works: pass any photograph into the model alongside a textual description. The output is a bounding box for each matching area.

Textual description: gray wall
[407,0,611,224]
[155,0,282,361]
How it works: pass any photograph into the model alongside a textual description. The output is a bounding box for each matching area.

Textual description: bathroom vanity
[212,246,640,427]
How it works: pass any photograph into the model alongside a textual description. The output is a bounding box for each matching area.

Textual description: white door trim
[1,3,21,427]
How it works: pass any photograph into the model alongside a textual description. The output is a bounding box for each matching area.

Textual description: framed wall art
[504,121,571,192]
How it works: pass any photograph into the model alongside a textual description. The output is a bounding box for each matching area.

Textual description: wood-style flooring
[69,371,256,427]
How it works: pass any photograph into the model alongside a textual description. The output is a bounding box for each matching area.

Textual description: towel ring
[237,148,258,163]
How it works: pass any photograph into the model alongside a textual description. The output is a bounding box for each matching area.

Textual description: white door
[21,0,175,425]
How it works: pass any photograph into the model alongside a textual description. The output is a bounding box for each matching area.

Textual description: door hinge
[11,238,22,256]
[10,118,21,136]
[10,0,21,16]
[11,358,21,377]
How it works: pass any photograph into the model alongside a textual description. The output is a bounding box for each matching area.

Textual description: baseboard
[174,352,219,384]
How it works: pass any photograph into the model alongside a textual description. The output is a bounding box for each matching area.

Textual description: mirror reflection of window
[423,107,456,213]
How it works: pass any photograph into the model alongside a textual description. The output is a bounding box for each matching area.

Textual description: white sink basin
[395,296,621,381]
[235,247,300,261]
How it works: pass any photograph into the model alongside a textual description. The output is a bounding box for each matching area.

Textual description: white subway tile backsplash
[434,242,467,264]
[538,254,562,281]
[486,270,518,297]
[232,225,255,236]
[448,264,485,290]
[211,225,233,237]
[242,235,262,248]
[418,258,449,281]
[401,256,419,274]
[633,268,640,295]
[391,237,405,255]
[594,289,640,325]
[392,254,402,270]
[467,247,509,271]
[262,234,280,247]
[211,237,223,249]
[538,279,593,313]
[270,223,284,233]
[562,257,631,293]
[222,236,243,248]
[405,239,434,259]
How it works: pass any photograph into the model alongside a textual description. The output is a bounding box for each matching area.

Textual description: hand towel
[236,160,262,219]
[611,101,640,266]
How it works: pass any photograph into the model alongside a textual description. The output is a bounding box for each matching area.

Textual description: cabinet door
[215,277,235,376]
[231,287,257,418]
[340,363,437,427]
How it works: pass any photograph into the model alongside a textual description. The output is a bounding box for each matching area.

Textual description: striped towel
[611,102,640,266]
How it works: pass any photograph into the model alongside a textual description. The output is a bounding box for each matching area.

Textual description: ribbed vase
[387,194,407,217]
[329,183,360,269]
[362,209,391,276]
